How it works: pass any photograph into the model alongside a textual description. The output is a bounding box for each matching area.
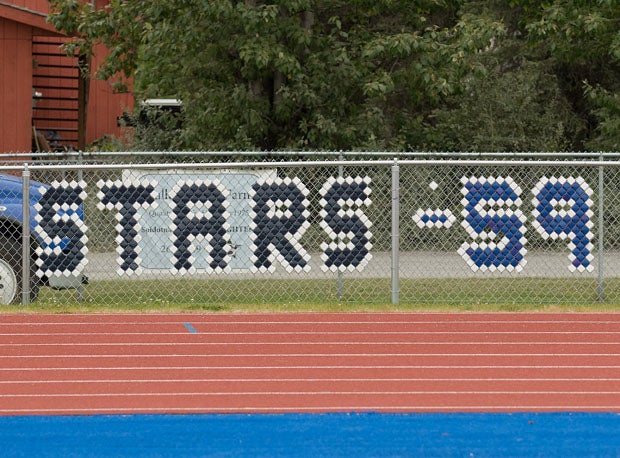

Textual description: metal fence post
[21,164,31,305]
[391,159,400,305]
[598,153,605,302]
[337,152,344,299]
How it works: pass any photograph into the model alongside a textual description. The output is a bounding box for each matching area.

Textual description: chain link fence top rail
[1,152,619,307]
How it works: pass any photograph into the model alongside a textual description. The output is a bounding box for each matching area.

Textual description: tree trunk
[301,10,314,31]
[245,0,263,97]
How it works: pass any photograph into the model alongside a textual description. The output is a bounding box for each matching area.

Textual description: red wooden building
[0,0,133,153]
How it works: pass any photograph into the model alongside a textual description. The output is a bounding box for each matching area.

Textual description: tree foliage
[48,0,619,151]
[416,1,587,151]
[514,0,620,150]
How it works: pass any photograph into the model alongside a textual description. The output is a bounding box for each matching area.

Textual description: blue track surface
[2,413,620,457]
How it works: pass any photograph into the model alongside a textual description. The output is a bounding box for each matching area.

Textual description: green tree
[49,0,505,151]
[418,57,586,152]
[514,0,620,150]
[413,2,586,151]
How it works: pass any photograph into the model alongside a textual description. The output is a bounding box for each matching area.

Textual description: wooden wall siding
[11,1,50,15]
[32,36,80,149]
[0,1,56,35]
[87,48,134,146]
[84,0,135,147]
[0,18,33,153]
[33,37,134,149]
[2,1,134,153]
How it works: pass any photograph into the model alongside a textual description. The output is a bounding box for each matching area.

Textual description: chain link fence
[1,152,619,307]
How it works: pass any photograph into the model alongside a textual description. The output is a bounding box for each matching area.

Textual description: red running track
[1,312,620,415]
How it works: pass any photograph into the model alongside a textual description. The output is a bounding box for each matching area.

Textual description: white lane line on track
[0,312,620,326]
[3,331,620,336]
[2,365,620,370]
[2,353,620,358]
[3,341,620,346]
[2,378,620,384]
[2,406,620,413]
[0,312,617,318]
[3,391,620,398]
[2,320,620,325]
[0,314,620,326]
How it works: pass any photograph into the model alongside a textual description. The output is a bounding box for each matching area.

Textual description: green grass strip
[2,277,619,314]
